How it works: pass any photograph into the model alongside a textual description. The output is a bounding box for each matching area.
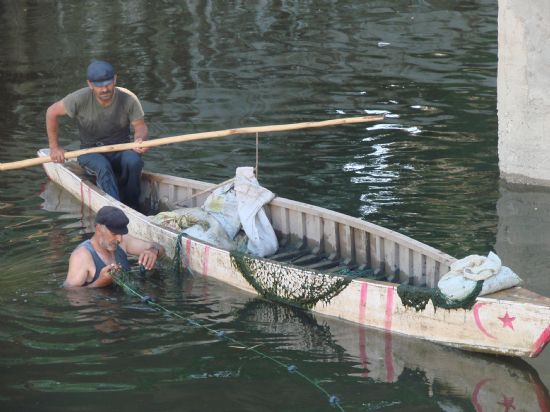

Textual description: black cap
[87,60,115,86]
[95,206,129,235]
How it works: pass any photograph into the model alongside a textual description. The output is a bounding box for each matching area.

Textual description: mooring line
[112,267,345,411]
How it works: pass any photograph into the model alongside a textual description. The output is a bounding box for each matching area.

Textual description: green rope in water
[110,266,346,411]
[397,280,484,311]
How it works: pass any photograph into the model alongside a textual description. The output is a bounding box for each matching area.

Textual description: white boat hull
[39,149,550,357]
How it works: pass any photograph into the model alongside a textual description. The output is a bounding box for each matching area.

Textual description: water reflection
[239,297,550,411]
[495,181,550,384]
[495,181,550,296]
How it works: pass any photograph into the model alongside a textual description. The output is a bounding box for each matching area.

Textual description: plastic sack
[438,252,522,300]
[202,183,241,239]
[234,167,278,257]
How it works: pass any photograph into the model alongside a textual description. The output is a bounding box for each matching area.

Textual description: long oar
[0,115,384,171]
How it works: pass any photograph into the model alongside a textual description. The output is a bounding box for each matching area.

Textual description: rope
[255,132,259,179]
[110,266,346,411]
[175,131,260,208]
[175,177,235,207]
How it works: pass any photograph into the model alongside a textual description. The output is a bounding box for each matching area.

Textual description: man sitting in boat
[46,60,149,210]
[64,206,165,288]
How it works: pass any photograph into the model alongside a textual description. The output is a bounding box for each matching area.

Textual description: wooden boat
[38,148,550,358]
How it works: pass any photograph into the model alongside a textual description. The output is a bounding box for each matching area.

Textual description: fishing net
[396,280,484,311]
[172,232,190,274]
[230,252,352,309]
[109,266,146,294]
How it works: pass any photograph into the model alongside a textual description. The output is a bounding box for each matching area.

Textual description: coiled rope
[111,266,346,411]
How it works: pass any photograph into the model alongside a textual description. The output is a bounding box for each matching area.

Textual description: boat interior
[137,170,456,289]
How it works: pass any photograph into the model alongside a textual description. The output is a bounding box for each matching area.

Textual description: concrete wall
[498,0,550,186]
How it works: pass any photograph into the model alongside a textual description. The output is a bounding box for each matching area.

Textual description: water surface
[1,1,549,411]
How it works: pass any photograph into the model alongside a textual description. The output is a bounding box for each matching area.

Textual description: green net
[230,252,352,309]
[332,267,374,278]
[172,232,188,274]
[397,280,484,311]
[109,266,146,293]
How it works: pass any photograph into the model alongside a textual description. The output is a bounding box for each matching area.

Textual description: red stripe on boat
[531,324,550,358]
[358,283,369,377]
[185,238,192,269]
[79,182,84,216]
[202,245,210,276]
[384,288,396,380]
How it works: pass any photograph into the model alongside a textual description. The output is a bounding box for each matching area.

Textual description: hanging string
[111,267,345,411]
[255,132,259,179]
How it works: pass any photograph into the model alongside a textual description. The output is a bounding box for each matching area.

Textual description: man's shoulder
[62,87,92,116]
[64,87,92,101]
[115,87,145,121]
[68,243,93,268]
[116,87,141,103]
[73,240,91,253]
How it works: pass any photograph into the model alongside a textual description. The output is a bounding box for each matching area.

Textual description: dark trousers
[78,151,144,210]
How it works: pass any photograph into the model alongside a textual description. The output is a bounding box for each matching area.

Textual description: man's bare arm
[132,118,149,154]
[46,101,68,163]
[121,235,164,270]
[64,247,114,288]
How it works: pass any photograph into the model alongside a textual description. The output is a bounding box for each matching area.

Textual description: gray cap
[87,60,115,86]
[95,206,129,235]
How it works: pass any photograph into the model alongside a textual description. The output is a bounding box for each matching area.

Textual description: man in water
[64,206,165,288]
[46,60,149,210]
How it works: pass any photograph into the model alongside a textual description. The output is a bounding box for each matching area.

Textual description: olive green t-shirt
[62,87,145,149]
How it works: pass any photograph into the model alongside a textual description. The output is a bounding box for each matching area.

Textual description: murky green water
[1,1,549,411]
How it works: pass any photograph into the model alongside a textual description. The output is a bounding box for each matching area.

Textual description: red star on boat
[498,312,516,330]
[497,395,516,411]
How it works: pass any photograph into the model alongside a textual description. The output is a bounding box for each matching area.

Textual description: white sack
[234,167,278,257]
[202,183,241,239]
[183,215,236,251]
[438,252,522,301]
[450,251,501,281]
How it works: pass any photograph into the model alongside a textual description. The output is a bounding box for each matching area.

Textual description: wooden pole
[0,115,384,171]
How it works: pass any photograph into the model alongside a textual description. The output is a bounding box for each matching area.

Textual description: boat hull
[39,149,550,357]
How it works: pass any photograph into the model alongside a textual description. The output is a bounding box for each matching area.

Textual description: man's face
[97,225,123,252]
[88,75,117,103]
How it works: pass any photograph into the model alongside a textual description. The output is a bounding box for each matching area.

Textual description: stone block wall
[498,0,550,186]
